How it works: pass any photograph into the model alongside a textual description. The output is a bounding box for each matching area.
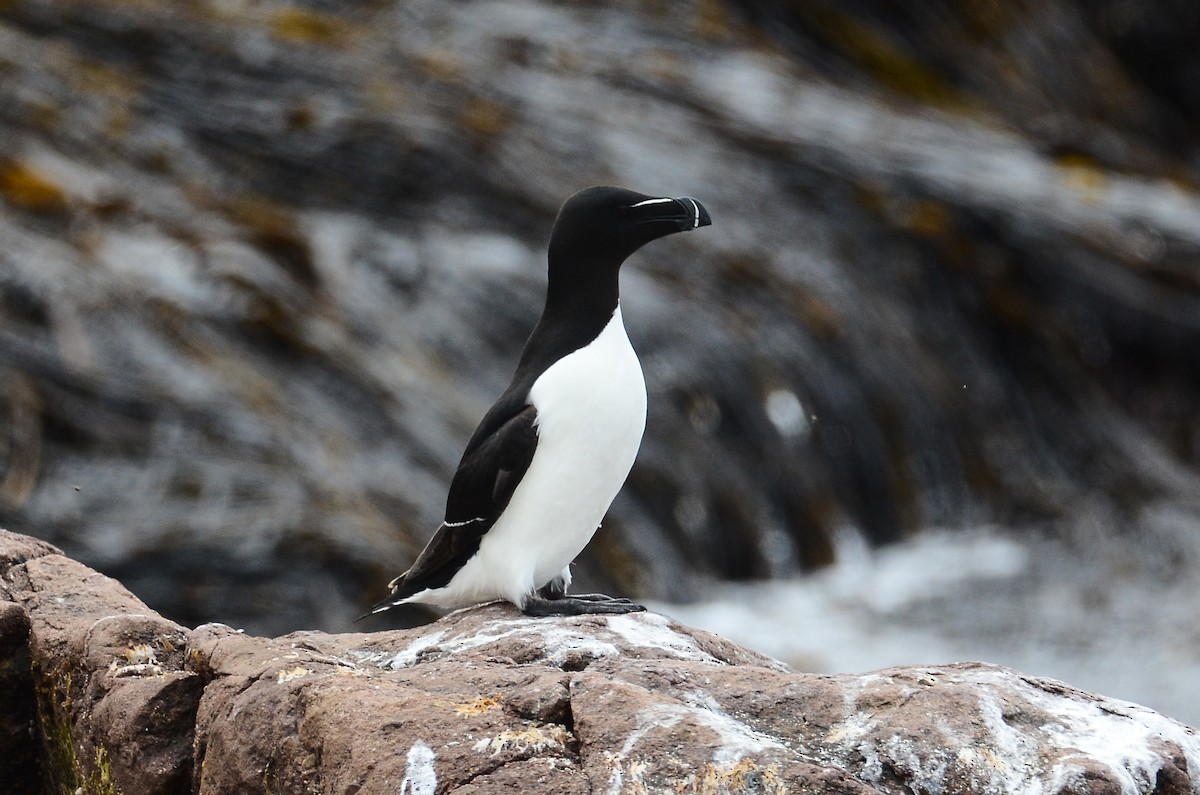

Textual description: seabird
[367,186,711,618]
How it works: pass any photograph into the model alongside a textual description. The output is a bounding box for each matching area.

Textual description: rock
[0,528,60,794]
[0,528,60,575]
[1,528,1198,794]
[3,531,199,795]
[0,599,39,795]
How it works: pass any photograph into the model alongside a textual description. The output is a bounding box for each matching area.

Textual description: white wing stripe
[444,516,488,528]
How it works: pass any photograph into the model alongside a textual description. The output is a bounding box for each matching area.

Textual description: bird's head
[547,186,712,270]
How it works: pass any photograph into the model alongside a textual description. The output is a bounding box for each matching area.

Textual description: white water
[657,521,1200,728]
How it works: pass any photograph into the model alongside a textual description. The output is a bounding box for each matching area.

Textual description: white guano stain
[606,696,787,795]
[604,612,712,662]
[378,618,620,670]
[821,668,1200,795]
[399,741,436,795]
[383,630,448,669]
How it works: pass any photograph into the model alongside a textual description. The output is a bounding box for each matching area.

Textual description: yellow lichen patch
[124,644,158,665]
[75,59,139,101]
[452,694,503,717]
[798,2,966,109]
[978,746,1010,771]
[460,97,511,137]
[225,195,294,238]
[0,161,69,214]
[823,724,856,744]
[606,755,783,794]
[906,199,954,239]
[617,758,651,794]
[269,8,350,46]
[1055,153,1108,202]
[788,289,842,340]
[417,51,463,82]
[221,195,320,289]
[471,724,571,756]
[694,757,786,794]
[693,0,732,42]
[277,666,313,684]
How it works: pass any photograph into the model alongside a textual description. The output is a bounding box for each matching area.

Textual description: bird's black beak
[628,196,712,232]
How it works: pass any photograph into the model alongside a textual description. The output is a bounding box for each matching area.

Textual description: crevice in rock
[453,757,522,790]
[501,673,582,761]
[0,602,42,794]
[557,654,594,672]
[190,673,257,790]
[559,683,576,739]
[451,751,583,793]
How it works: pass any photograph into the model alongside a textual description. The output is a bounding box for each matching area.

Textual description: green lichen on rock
[34,666,80,795]
[89,746,119,795]
[33,667,120,795]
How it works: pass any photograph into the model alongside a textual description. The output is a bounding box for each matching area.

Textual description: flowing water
[660,518,1200,727]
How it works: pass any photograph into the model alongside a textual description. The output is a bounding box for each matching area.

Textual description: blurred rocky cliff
[1,0,1198,635]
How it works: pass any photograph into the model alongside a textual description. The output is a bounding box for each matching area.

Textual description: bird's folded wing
[391,404,539,597]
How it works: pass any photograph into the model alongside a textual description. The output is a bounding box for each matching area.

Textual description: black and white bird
[367,186,711,618]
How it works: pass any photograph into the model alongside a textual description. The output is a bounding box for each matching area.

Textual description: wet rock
[2,529,1198,795]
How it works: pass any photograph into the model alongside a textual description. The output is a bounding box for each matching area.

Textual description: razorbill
[366,186,711,618]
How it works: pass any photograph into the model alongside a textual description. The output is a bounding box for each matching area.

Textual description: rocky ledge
[1,528,1197,795]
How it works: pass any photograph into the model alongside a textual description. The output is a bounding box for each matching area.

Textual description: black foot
[537,577,568,600]
[522,595,646,616]
[567,593,636,604]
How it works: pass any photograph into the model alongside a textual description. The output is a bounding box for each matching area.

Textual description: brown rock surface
[0,528,61,794]
[1,528,1198,795]
[3,529,199,794]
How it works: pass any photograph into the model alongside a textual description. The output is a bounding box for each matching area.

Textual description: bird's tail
[354,572,412,622]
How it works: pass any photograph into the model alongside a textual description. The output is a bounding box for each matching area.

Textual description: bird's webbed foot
[522,594,645,616]
[565,592,637,604]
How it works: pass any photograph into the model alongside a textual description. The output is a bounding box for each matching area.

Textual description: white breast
[427,305,646,608]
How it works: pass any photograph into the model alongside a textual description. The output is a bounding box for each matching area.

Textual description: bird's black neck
[544,254,620,326]
[510,253,621,391]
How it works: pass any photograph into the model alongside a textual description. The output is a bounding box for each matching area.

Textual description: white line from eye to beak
[629,197,675,208]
